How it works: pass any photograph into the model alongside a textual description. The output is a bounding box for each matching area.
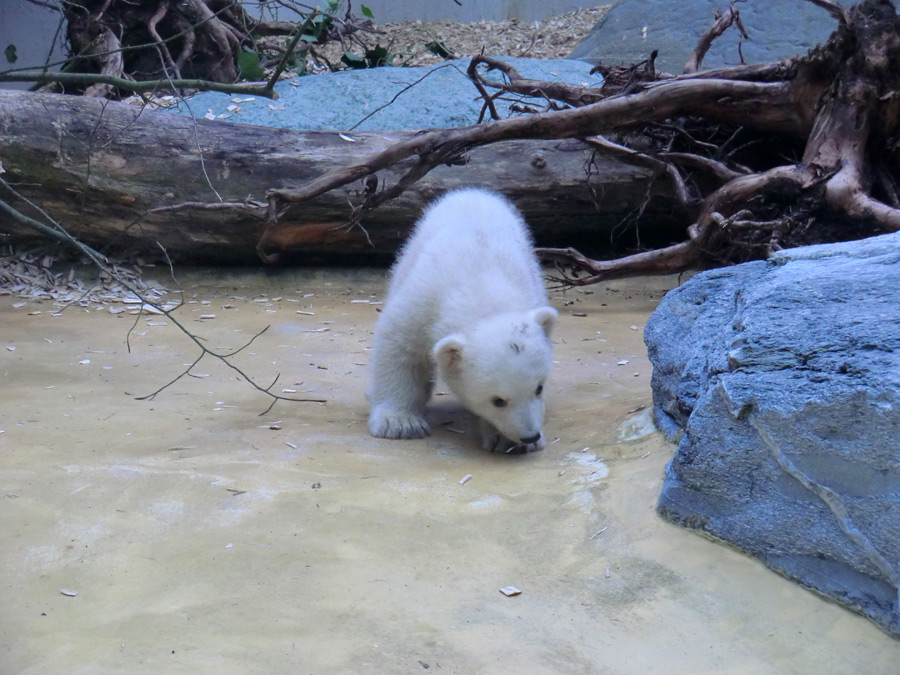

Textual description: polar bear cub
[368,188,557,453]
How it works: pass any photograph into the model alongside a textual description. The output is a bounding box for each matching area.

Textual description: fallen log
[0,90,683,265]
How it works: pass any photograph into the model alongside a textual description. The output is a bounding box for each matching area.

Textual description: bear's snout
[520,433,542,445]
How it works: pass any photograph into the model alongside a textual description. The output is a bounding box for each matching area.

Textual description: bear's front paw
[368,406,430,440]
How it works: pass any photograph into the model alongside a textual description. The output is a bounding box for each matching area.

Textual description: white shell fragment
[60,588,79,597]
[499,586,522,597]
[458,474,473,485]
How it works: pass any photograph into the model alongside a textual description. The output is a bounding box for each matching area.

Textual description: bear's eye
[535,384,543,397]
[492,397,508,408]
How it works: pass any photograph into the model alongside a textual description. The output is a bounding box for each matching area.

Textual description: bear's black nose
[520,433,541,445]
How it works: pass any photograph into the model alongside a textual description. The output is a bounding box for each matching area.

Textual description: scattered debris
[60,588,78,597]
[458,474,473,485]
[499,585,522,597]
[333,6,611,69]
[0,245,169,307]
[589,526,608,540]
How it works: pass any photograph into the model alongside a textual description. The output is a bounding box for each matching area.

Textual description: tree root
[259,0,900,284]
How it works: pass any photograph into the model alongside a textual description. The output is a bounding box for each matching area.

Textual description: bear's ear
[434,334,466,372]
[529,306,558,338]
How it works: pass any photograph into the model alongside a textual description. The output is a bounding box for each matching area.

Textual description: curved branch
[538,242,700,286]
[467,55,605,108]
[659,151,747,183]
[684,1,748,75]
[268,77,807,208]
[583,135,693,209]
[826,162,900,231]
[0,70,279,98]
[148,1,180,79]
[804,0,850,26]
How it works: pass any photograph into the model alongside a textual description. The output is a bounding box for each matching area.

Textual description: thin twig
[0,180,326,411]
[0,70,279,99]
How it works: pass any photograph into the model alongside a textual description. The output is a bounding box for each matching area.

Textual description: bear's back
[387,188,545,311]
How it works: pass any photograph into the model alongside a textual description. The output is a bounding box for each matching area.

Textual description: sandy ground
[2,269,899,674]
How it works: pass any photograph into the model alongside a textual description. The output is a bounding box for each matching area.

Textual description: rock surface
[168,57,601,131]
[569,0,846,74]
[644,232,900,638]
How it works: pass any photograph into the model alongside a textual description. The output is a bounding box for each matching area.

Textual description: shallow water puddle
[1,270,897,673]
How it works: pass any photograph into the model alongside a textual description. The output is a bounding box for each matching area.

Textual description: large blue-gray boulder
[569,0,846,74]
[168,57,601,131]
[644,232,900,638]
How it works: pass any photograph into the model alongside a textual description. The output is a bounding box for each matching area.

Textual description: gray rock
[644,232,900,638]
[168,57,601,131]
[569,0,846,74]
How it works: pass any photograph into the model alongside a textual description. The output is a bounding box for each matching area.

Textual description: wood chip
[458,474,473,485]
[589,526,608,540]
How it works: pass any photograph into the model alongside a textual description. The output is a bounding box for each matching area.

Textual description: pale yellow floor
[2,269,898,674]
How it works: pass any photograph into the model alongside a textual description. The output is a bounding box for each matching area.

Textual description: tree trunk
[0,90,683,264]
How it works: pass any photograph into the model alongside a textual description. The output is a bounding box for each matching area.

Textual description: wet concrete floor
[2,269,899,673]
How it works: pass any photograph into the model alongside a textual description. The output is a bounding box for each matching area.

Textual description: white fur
[367,188,557,452]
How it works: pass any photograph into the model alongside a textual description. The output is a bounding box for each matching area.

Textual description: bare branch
[684,1,748,75]
[804,0,850,26]
[538,242,699,286]
[0,179,325,411]
[0,70,280,99]
[268,77,805,208]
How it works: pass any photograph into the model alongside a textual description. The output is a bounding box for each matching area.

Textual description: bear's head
[433,307,557,448]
